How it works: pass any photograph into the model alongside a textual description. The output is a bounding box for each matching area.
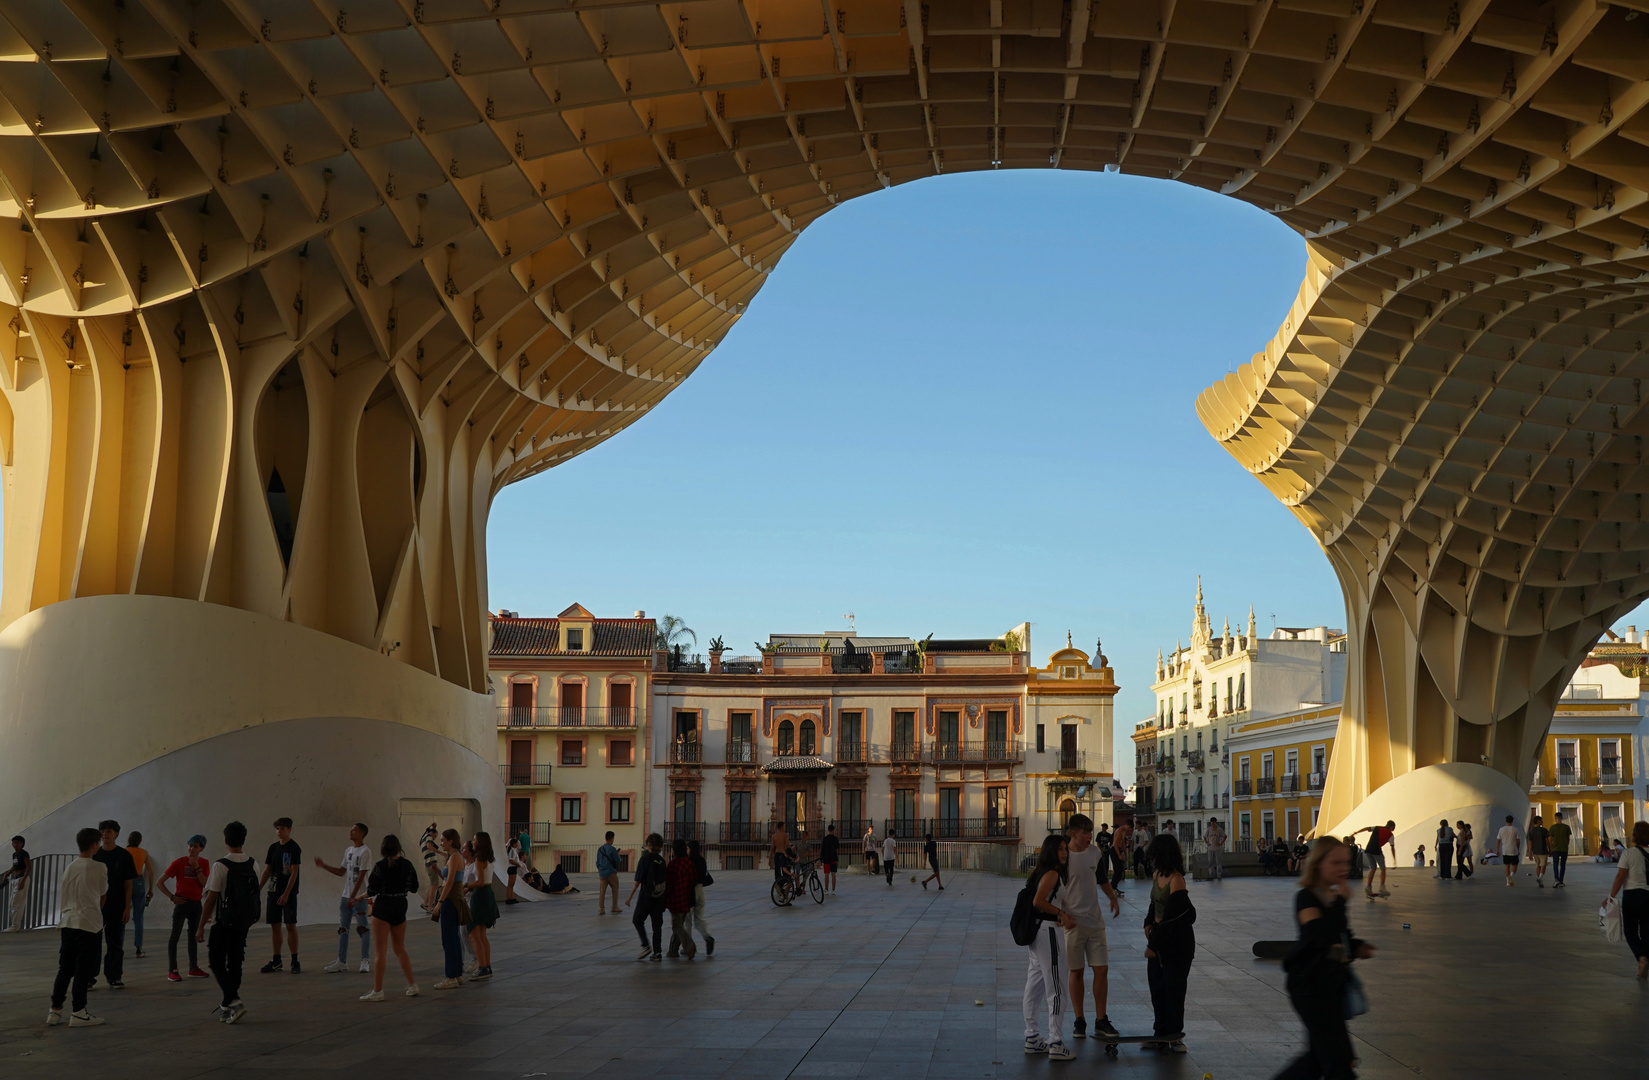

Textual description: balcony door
[838,788,863,836]
[939,710,960,760]
[1061,724,1078,769]
[510,681,533,725]
[986,710,1008,756]
[893,710,916,758]
[784,789,807,836]
[893,788,917,833]
[560,681,583,725]
[938,787,961,836]
[508,740,531,786]
[610,681,633,724]
[729,790,753,843]
[987,786,1008,836]
[673,790,698,839]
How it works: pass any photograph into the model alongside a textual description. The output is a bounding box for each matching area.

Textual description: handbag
[453,892,473,926]
[1340,929,1368,1017]
[1601,896,1623,943]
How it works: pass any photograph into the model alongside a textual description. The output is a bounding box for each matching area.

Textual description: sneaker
[107,980,124,990]
[470,968,492,981]
[405,984,421,997]
[1072,1017,1087,1039]
[1377,889,1391,897]
[134,948,145,958]
[324,960,349,973]
[1023,1035,1049,1055]
[1168,1041,1188,1054]
[922,880,928,890]
[47,1009,63,1026]
[359,989,385,1002]
[359,959,371,973]
[1538,879,1545,888]
[167,971,182,983]
[651,953,662,962]
[260,959,283,973]
[1046,1041,1076,1061]
[706,937,715,955]
[1094,1017,1120,1040]
[69,1010,104,1027]
[223,1001,247,1025]
[290,959,301,974]
[637,946,653,961]
[432,977,462,989]
[187,968,209,978]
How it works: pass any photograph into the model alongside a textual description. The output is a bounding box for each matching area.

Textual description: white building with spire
[1147,580,1348,846]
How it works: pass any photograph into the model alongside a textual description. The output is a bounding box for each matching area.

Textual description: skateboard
[1252,939,1292,960]
[1097,1032,1184,1057]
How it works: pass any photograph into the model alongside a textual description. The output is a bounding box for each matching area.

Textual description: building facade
[489,605,656,871]
[1146,581,1347,845]
[1131,719,1159,837]
[1227,705,1340,847]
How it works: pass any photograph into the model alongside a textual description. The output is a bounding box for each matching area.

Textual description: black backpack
[644,853,667,899]
[1009,871,1044,946]
[218,857,261,928]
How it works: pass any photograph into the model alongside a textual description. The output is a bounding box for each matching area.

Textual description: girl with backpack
[1606,820,1649,979]
[1275,837,1376,1079]
[626,834,667,961]
[1020,833,1076,1060]
[358,834,421,1001]
[1142,833,1195,1052]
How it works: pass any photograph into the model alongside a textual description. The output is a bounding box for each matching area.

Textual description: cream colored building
[1228,705,1341,848]
[1148,581,1346,845]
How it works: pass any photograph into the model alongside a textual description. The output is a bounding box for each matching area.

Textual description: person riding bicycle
[773,845,796,888]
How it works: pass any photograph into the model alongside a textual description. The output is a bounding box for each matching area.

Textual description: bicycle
[770,857,825,906]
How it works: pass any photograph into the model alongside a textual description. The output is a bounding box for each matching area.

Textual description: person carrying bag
[1276,837,1377,1080]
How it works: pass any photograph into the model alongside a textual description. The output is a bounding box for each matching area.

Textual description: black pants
[1437,845,1453,878]
[1623,890,1649,960]
[1551,852,1568,884]
[51,928,100,1012]
[632,897,663,954]
[1274,995,1355,1080]
[169,899,201,971]
[1454,847,1472,879]
[100,906,125,983]
[1146,952,1190,1038]
[884,856,895,885]
[208,921,249,1007]
[1112,851,1129,889]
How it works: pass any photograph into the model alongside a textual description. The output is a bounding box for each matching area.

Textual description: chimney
[1629,625,1640,644]
[635,610,646,618]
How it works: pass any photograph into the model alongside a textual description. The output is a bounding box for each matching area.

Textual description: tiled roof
[490,617,655,658]
[763,755,835,773]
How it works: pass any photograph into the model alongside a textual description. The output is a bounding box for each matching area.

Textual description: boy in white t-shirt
[316,823,372,972]
[1062,814,1122,1041]
[1496,815,1523,886]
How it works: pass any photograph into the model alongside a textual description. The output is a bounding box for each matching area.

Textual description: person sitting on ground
[520,868,546,892]
[543,866,579,894]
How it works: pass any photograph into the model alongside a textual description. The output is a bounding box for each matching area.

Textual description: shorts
[371,895,409,927]
[1366,845,1386,868]
[1502,856,1520,867]
[266,892,299,924]
[507,866,518,877]
[822,861,838,873]
[1064,923,1108,967]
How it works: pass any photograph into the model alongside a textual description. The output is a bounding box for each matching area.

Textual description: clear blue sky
[488,169,1345,785]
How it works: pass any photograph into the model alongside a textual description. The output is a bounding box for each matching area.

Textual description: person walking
[316,823,372,973]
[627,833,667,961]
[418,822,443,911]
[687,838,715,955]
[820,824,840,893]
[596,831,622,914]
[1496,815,1522,886]
[863,824,878,875]
[1272,837,1377,1080]
[1142,833,1195,1053]
[1528,815,1551,887]
[124,832,154,958]
[158,835,210,982]
[664,839,697,959]
[1351,820,1395,898]
[1205,819,1227,881]
[358,833,421,1001]
[921,832,944,891]
[46,828,106,1028]
[1022,833,1076,1060]
[1606,821,1649,979]
[882,828,898,886]
[198,820,260,1025]
[432,829,466,989]
[258,818,301,973]
[1061,814,1121,1042]
[1434,819,1455,881]
[1548,811,1571,888]
[3,835,30,932]
[464,832,499,980]
[503,835,523,905]
[1109,820,1134,891]
[1455,821,1475,880]
[91,819,136,990]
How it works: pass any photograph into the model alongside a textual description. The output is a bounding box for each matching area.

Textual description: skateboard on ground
[1097,1032,1184,1057]
[1252,939,1292,959]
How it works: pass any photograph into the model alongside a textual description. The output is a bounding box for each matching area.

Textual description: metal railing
[505,821,552,845]
[890,740,921,763]
[719,822,762,844]
[1056,749,1088,771]
[662,821,706,842]
[668,740,702,764]
[726,739,756,764]
[1233,778,1252,797]
[866,817,1019,839]
[1257,776,1276,795]
[497,705,641,729]
[883,818,923,838]
[1280,773,1300,795]
[1600,766,1623,785]
[500,763,553,787]
[1156,795,1175,811]
[1308,772,1326,791]
[1186,750,1205,769]
[1185,794,1205,810]
[836,740,867,763]
[1159,756,1176,773]
[1556,769,1581,786]
[929,741,1024,764]
[0,854,74,931]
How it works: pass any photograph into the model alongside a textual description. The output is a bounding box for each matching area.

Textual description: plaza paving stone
[0,862,1644,1078]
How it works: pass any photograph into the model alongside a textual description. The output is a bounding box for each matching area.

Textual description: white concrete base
[1317,762,1532,865]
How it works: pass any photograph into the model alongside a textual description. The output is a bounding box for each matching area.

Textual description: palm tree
[655,615,696,653]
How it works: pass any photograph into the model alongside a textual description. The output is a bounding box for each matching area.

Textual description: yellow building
[1227,705,1339,848]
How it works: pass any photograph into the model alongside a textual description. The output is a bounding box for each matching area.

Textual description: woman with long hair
[1606,820,1649,979]
[1141,833,1195,1052]
[1274,837,1377,1079]
[358,834,421,1001]
[432,829,465,989]
[465,832,499,980]
[1021,833,1076,1060]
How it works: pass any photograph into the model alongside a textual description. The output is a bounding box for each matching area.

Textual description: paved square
[0,862,1642,1077]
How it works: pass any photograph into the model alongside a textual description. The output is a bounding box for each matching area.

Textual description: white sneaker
[359,959,371,973]
[1023,1035,1048,1055]
[1168,1041,1187,1053]
[405,983,421,997]
[432,977,462,990]
[359,989,385,1002]
[323,960,349,973]
[69,1010,104,1027]
[46,1009,63,1026]
[1046,1041,1076,1061]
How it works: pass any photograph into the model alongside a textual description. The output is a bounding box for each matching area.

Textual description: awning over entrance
[763,756,834,773]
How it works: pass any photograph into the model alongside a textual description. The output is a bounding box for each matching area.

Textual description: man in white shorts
[1063,813,1121,1040]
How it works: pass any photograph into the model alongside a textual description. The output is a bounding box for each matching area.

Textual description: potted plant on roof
[708,635,727,674]
[756,639,782,675]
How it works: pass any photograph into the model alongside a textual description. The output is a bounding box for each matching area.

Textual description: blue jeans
[439,898,462,978]
[130,886,147,949]
[337,897,370,964]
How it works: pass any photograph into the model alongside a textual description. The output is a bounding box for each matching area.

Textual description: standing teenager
[465,832,499,980]
[1142,833,1195,1052]
[1204,819,1226,882]
[596,832,622,914]
[687,838,715,955]
[664,839,697,959]
[627,833,667,961]
[863,824,879,875]
[316,823,372,973]
[1454,821,1475,880]
[1061,814,1120,1041]
[198,821,260,1025]
[124,832,153,958]
[432,829,466,989]
[882,829,898,886]
[1021,833,1075,1060]
[92,819,136,990]
[1547,812,1571,887]
[1606,820,1649,979]
[258,818,301,972]
[158,835,210,981]
[359,834,421,1000]
[1273,838,1376,1080]
[46,828,106,1028]
[1528,815,1551,887]
[418,823,443,910]
[921,832,944,891]
[3,835,29,932]
[1496,815,1522,886]
[820,825,840,894]
[504,835,523,904]
[1433,820,1455,881]
[1109,820,1134,891]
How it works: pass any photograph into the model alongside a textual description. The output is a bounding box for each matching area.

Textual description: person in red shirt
[158,835,212,981]
[1352,820,1397,899]
[663,839,698,960]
